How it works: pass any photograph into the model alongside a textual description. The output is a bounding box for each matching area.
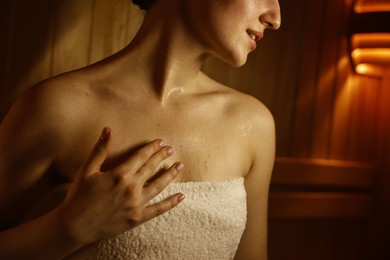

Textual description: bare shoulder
[226,87,275,167]
[199,72,275,180]
[26,72,93,115]
[200,72,275,143]
[3,71,95,132]
[0,71,95,171]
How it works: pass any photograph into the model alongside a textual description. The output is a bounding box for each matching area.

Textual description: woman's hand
[57,127,184,247]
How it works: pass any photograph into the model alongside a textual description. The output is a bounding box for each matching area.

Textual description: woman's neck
[113,1,210,104]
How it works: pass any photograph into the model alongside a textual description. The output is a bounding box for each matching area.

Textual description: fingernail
[166,147,174,155]
[178,193,185,202]
[100,127,110,141]
[175,162,184,171]
[157,139,165,147]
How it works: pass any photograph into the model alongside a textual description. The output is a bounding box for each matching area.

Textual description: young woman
[0,0,280,259]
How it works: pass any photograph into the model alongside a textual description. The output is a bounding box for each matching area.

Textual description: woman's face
[182,0,281,67]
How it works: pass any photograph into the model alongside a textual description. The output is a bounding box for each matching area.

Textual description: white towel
[65,178,247,260]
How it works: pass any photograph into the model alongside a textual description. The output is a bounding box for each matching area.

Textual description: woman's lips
[246,30,263,50]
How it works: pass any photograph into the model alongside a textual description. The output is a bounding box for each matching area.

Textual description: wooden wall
[1,0,389,259]
[0,0,145,119]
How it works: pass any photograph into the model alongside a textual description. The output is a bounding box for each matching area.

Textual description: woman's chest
[59,106,252,183]
[106,116,251,182]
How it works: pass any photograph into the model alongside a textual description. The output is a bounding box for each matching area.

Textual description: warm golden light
[355,64,386,77]
[351,34,390,78]
[352,33,390,49]
[354,0,390,13]
[352,48,390,65]
[352,49,362,60]
[350,1,390,78]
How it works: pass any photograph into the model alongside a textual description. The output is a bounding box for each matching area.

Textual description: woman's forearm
[0,208,80,260]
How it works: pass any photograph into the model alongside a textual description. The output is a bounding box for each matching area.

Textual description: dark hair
[132,0,155,11]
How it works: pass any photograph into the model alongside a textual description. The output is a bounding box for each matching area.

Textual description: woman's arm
[0,83,185,259]
[0,127,184,259]
[234,106,276,260]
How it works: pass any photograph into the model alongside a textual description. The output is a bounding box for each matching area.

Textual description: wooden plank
[0,0,16,120]
[0,0,54,118]
[50,0,94,76]
[269,192,372,219]
[88,0,139,64]
[365,79,390,259]
[328,0,354,160]
[289,0,325,157]
[357,76,379,161]
[374,78,390,161]
[310,0,344,158]
[346,76,379,161]
[329,50,354,158]
[272,157,374,188]
[88,0,111,63]
[124,2,145,46]
[10,0,55,89]
[271,0,307,157]
[269,218,367,260]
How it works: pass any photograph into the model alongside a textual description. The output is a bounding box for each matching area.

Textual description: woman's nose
[260,0,281,30]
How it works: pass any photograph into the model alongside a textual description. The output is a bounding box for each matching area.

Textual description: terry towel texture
[65,178,247,260]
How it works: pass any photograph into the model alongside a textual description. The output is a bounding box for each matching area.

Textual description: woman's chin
[227,57,248,68]
[211,48,249,68]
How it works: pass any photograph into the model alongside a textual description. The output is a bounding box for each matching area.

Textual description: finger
[114,139,167,175]
[142,193,185,221]
[136,146,175,182]
[82,127,112,177]
[143,162,184,200]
